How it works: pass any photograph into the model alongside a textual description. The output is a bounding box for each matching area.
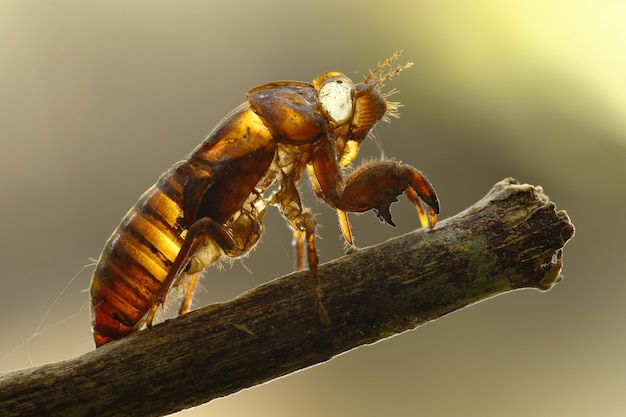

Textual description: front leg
[341,160,439,228]
[310,137,439,229]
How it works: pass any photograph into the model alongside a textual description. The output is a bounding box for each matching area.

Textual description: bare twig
[0,178,575,417]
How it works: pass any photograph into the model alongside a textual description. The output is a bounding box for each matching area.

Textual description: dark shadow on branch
[0,178,575,417]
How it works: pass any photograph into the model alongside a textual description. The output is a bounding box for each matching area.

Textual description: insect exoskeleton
[90,52,439,347]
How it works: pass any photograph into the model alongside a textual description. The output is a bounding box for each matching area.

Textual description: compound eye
[318,77,354,125]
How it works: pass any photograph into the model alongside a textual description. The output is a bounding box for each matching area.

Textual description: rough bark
[0,178,575,417]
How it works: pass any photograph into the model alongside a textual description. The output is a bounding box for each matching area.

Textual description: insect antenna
[363,51,413,89]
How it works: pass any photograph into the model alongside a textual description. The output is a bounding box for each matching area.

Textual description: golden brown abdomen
[90,165,186,347]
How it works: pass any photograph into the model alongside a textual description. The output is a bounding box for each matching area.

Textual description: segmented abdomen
[90,164,187,347]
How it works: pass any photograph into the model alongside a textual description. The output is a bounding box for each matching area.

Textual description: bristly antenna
[363,51,413,90]
[361,51,413,121]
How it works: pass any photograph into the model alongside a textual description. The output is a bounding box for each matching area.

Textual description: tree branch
[0,178,575,417]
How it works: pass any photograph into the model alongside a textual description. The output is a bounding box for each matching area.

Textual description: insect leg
[307,164,355,251]
[145,217,238,328]
[336,209,355,250]
[340,161,439,228]
[406,186,438,229]
[178,273,199,315]
[299,212,330,326]
[293,230,305,270]
[310,138,439,229]
[274,174,330,325]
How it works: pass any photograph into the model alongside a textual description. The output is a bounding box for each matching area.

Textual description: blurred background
[1,1,624,416]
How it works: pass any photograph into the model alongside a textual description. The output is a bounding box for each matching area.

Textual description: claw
[406,180,439,229]
[407,187,429,228]
[341,160,439,229]
[374,200,397,227]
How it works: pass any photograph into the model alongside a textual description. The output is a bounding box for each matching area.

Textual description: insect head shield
[315,73,355,126]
